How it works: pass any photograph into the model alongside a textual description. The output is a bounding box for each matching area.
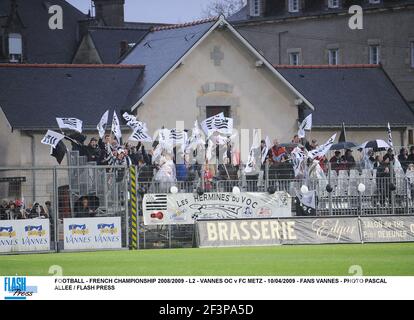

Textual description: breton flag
[308,134,337,159]
[244,129,261,174]
[111,112,122,142]
[56,118,83,133]
[298,114,312,139]
[97,110,109,139]
[185,120,205,153]
[122,112,148,132]
[261,136,272,164]
[41,130,65,148]
[291,147,307,178]
[128,127,152,143]
[387,123,394,148]
[201,113,233,137]
[295,190,317,216]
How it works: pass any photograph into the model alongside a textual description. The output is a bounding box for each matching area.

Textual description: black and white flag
[298,114,312,139]
[387,122,394,148]
[111,112,122,142]
[201,113,233,137]
[56,118,83,133]
[261,136,272,164]
[122,112,148,132]
[129,127,152,143]
[169,129,188,145]
[295,190,317,216]
[41,130,65,148]
[97,110,109,139]
[244,129,261,174]
[185,120,205,153]
[291,147,307,178]
[308,134,337,159]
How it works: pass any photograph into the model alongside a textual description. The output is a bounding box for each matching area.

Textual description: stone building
[231,0,414,110]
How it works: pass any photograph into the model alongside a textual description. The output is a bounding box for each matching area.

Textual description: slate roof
[120,18,218,105]
[0,0,87,63]
[276,65,414,127]
[0,64,144,130]
[231,0,414,24]
[88,27,148,64]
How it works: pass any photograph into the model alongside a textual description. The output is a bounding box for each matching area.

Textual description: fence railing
[0,165,130,254]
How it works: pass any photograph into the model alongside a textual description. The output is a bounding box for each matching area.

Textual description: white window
[328,49,339,65]
[250,0,261,17]
[8,33,22,63]
[369,45,380,65]
[411,41,414,68]
[288,0,299,13]
[328,0,339,8]
[289,52,301,66]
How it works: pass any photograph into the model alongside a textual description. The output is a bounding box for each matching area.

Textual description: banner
[63,217,121,250]
[197,215,414,247]
[0,220,50,253]
[197,217,361,248]
[143,192,292,225]
[360,216,414,243]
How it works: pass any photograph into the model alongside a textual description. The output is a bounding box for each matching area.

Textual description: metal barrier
[0,165,130,254]
[1,161,413,252]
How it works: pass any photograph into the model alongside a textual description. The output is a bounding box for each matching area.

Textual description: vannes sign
[143,192,292,225]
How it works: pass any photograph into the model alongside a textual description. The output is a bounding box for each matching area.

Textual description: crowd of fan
[0,200,52,221]
[69,133,414,191]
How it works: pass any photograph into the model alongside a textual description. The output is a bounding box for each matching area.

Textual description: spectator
[383,148,395,163]
[406,164,414,199]
[276,155,295,180]
[0,200,8,220]
[269,139,287,164]
[305,139,318,152]
[76,198,96,218]
[203,163,215,192]
[86,137,102,163]
[341,149,356,170]
[27,202,47,219]
[377,161,392,205]
[292,135,300,144]
[398,148,409,172]
[373,155,381,169]
[329,151,342,172]
[137,155,154,184]
[407,146,414,165]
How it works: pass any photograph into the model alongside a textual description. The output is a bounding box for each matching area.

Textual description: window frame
[328,0,340,9]
[328,49,339,65]
[289,52,301,66]
[288,0,299,13]
[369,45,380,65]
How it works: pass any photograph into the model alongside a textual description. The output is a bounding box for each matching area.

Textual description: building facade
[232,0,414,109]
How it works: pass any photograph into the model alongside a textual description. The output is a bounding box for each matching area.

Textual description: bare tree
[202,0,246,18]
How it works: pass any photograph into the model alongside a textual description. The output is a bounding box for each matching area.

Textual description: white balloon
[300,185,309,194]
[358,183,366,194]
[170,186,179,194]
[232,186,241,195]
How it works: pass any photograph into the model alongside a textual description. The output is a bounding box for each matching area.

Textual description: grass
[0,243,414,276]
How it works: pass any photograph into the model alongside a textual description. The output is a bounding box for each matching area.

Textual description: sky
[66,0,218,23]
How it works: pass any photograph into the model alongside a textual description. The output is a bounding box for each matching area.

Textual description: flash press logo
[3,277,37,300]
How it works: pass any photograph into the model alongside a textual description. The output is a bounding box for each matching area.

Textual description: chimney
[93,0,125,27]
[119,40,128,58]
